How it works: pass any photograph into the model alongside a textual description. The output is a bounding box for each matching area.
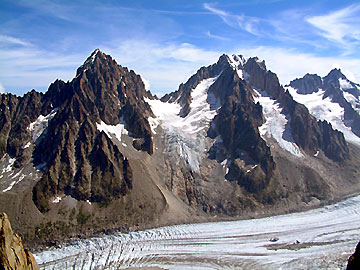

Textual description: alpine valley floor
[34,194,360,270]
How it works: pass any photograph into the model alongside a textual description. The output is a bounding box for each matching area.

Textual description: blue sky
[1,0,360,96]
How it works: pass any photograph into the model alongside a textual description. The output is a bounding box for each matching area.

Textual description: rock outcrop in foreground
[0,213,39,270]
[347,241,360,270]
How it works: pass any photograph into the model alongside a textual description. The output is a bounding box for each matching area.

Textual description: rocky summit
[0,50,360,248]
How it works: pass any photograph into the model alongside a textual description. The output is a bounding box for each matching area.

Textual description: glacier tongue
[146,76,220,172]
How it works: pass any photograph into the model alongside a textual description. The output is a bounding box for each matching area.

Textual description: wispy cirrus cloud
[203,3,319,48]
[203,3,261,36]
[206,31,229,41]
[307,4,360,54]
[0,34,33,47]
[204,2,360,57]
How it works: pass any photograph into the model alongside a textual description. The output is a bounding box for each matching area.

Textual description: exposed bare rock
[347,241,360,270]
[32,50,153,212]
[289,73,322,94]
[0,213,39,270]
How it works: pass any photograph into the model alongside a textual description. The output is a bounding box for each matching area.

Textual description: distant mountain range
[0,49,359,248]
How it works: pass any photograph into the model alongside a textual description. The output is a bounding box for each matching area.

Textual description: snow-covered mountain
[287,69,360,145]
[0,50,360,248]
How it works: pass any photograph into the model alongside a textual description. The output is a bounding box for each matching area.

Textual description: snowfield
[35,195,360,269]
[339,78,360,114]
[96,119,128,142]
[253,89,303,157]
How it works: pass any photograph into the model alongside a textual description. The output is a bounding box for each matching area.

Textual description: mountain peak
[325,68,346,81]
[225,54,247,70]
[84,48,108,65]
[76,49,113,77]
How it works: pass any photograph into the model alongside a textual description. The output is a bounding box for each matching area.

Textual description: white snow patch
[343,91,360,114]
[253,89,303,157]
[339,78,360,114]
[23,142,31,149]
[2,168,25,192]
[11,170,22,179]
[147,116,160,134]
[122,143,127,147]
[287,86,360,145]
[314,150,320,157]
[96,120,128,142]
[220,158,230,174]
[2,181,16,192]
[52,196,62,204]
[227,54,247,80]
[145,76,220,172]
[339,78,352,90]
[2,157,15,174]
[86,200,92,205]
[88,49,100,64]
[29,108,58,142]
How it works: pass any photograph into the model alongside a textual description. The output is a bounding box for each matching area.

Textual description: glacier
[146,76,220,172]
[34,194,360,269]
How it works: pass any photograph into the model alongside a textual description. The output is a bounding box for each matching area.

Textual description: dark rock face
[347,241,360,270]
[244,58,349,162]
[31,50,154,212]
[208,62,274,192]
[289,73,322,94]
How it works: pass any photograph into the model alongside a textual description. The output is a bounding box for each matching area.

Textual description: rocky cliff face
[32,49,155,212]
[209,57,274,193]
[0,213,39,270]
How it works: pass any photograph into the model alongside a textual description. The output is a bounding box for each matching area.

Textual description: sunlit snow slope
[253,89,303,157]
